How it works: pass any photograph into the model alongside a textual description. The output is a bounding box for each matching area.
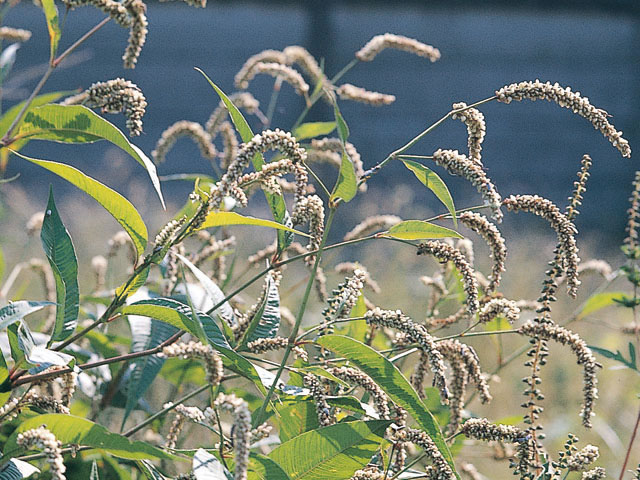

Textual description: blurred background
[2,0,639,248]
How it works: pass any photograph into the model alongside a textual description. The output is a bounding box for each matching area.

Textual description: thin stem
[252,207,337,427]
[52,16,111,67]
[389,452,427,479]
[123,383,211,437]
[436,329,519,342]
[265,77,283,126]
[618,402,640,480]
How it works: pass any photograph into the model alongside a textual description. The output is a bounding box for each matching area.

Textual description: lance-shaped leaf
[175,253,236,327]
[386,220,462,240]
[330,151,357,204]
[122,316,179,428]
[12,105,164,208]
[577,292,625,320]
[316,335,458,477]
[5,414,173,460]
[41,0,60,60]
[292,121,336,140]
[197,211,307,237]
[0,92,70,140]
[13,151,148,257]
[248,454,290,480]
[115,265,150,301]
[16,321,74,374]
[238,272,280,349]
[195,69,290,250]
[119,298,206,341]
[402,160,457,227]
[0,301,54,330]
[268,420,390,480]
[41,189,79,342]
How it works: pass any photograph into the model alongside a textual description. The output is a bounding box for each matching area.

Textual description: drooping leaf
[197,211,307,237]
[12,105,164,208]
[238,272,281,348]
[332,103,349,144]
[247,454,290,480]
[292,122,336,140]
[119,298,205,341]
[41,0,61,60]
[122,316,179,428]
[5,414,173,460]
[316,335,457,477]
[330,151,357,204]
[268,420,390,480]
[193,449,233,480]
[386,220,462,240]
[13,151,148,257]
[402,160,457,227]
[16,321,74,373]
[0,459,40,479]
[175,253,236,328]
[194,69,290,250]
[577,292,625,320]
[41,188,79,342]
[0,301,54,330]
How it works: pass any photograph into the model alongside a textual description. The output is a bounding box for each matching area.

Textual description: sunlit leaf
[330,151,357,204]
[402,160,457,227]
[238,272,280,348]
[41,188,78,342]
[292,121,336,140]
[317,335,458,477]
[577,292,625,320]
[247,454,290,480]
[5,414,173,460]
[12,151,148,257]
[198,211,307,237]
[0,301,54,330]
[386,220,462,240]
[41,0,61,60]
[11,105,164,208]
[268,420,390,480]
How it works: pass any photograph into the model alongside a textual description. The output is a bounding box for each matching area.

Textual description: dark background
[3,1,639,246]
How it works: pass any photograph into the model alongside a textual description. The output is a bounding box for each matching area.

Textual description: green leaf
[13,105,164,208]
[268,420,390,480]
[122,316,178,429]
[115,266,150,301]
[175,253,236,327]
[41,188,79,342]
[5,414,173,460]
[119,298,205,341]
[402,160,457,227]
[137,460,169,480]
[292,122,336,141]
[316,335,457,477]
[197,211,308,237]
[330,151,357,204]
[12,151,148,257]
[386,220,462,240]
[0,348,10,406]
[238,272,281,349]
[589,345,638,371]
[195,68,289,250]
[16,321,74,373]
[0,92,70,140]
[276,400,319,443]
[577,292,625,320]
[332,103,349,144]
[41,0,60,60]
[248,454,290,480]
[0,301,54,330]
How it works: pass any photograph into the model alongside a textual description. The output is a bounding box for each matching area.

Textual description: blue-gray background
[4,1,639,247]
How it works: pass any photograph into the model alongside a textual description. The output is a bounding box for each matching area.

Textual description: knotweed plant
[0,4,638,480]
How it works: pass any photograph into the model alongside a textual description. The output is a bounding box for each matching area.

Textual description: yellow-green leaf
[386,220,462,240]
[12,104,164,208]
[198,211,308,236]
[402,160,457,227]
[330,151,357,204]
[41,0,61,60]
[292,121,336,140]
[577,292,626,320]
[12,151,147,258]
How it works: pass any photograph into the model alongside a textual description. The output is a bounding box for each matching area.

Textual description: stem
[251,207,337,427]
[618,402,640,480]
[122,383,211,437]
[53,16,111,68]
[360,96,497,185]
[265,77,283,126]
